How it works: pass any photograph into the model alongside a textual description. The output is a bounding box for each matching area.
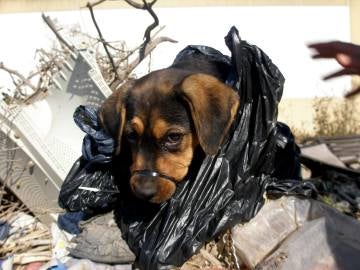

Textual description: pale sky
[0,5,351,98]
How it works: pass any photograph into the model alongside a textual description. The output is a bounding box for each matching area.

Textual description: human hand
[308,41,360,97]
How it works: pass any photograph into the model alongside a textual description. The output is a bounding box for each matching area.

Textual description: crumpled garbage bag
[58,105,117,213]
[58,26,316,269]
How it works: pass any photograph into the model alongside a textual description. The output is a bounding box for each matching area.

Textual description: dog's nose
[134,184,157,200]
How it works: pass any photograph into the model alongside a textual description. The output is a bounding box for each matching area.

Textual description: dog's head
[99,68,239,203]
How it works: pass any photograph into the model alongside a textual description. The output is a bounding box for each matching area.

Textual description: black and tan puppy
[99,55,239,203]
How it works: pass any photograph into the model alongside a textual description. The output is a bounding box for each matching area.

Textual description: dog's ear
[98,81,133,155]
[177,73,239,155]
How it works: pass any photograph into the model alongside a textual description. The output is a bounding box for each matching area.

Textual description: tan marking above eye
[131,116,144,136]
[152,119,170,140]
[151,118,187,141]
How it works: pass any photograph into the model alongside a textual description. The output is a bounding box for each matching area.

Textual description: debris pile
[0,189,52,269]
[0,2,360,270]
[301,135,360,219]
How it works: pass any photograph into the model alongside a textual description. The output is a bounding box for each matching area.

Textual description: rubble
[0,189,52,269]
[233,196,360,270]
[302,135,360,171]
[0,3,360,270]
[300,135,360,219]
[0,4,176,269]
[68,213,135,264]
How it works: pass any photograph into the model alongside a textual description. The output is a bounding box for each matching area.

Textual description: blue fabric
[58,211,88,235]
[73,105,114,162]
[0,220,9,241]
[47,262,67,270]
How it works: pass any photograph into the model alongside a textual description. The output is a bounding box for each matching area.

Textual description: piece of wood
[199,249,223,267]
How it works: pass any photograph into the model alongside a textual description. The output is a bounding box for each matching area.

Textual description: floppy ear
[177,73,239,155]
[98,81,133,156]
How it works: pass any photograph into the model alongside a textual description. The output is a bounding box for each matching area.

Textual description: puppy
[99,54,239,204]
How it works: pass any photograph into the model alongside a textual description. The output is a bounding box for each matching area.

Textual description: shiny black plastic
[59,27,316,269]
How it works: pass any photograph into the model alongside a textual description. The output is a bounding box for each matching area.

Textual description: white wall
[0,5,351,98]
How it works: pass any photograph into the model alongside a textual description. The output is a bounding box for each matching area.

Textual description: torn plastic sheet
[232,196,360,270]
[59,26,316,269]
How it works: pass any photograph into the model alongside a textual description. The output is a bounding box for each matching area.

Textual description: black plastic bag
[58,106,118,212]
[59,26,316,269]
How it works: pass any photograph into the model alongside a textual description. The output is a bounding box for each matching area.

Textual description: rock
[69,212,135,264]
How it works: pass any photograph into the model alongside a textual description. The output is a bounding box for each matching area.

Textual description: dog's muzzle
[132,170,176,183]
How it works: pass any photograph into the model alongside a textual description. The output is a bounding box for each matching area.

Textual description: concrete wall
[0,0,350,13]
[278,95,360,138]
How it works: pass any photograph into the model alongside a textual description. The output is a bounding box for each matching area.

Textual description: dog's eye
[165,133,183,145]
[126,131,138,143]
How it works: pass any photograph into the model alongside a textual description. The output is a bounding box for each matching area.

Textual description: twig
[123,0,159,60]
[199,249,223,267]
[87,0,107,6]
[0,204,17,220]
[110,35,177,89]
[0,62,37,91]
[123,0,156,9]
[112,24,166,69]
[74,30,127,52]
[122,36,177,78]
[87,1,119,82]
[141,0,159,50]
[13,253,52,264]
[41,13,75,52]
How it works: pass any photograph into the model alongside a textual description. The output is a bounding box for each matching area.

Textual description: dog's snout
[134,184,157,200]
[131,175,157,200]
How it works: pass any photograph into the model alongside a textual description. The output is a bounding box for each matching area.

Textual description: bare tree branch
[87,0,107,6]
[0,47,67,104]
[125,36,176,76]
[123,0,156,9]
[0,62,37,92]
[123,0,159,60]
[86,1,119,82]
[141,0,159,46]
[41,14,75,52]
[71,29,127,53]
[109,36,177,89]
[113,25,165,68]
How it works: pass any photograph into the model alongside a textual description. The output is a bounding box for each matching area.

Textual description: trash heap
[58,27,315,269]
[301,136,360,218]
[0,189,52,269]
[1,24,360,270]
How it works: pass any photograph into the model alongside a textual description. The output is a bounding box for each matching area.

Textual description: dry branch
[124,36,176,77]
[0,48,66,105]
[87,0,107,6]
[124,0,156,9]
[86,1,119,82]
[123,0,159,60]
[41,13,75,52]
[0,62,37,92]
[110,35,177,89]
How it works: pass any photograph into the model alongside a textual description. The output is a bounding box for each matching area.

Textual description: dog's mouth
[132,170,176,182]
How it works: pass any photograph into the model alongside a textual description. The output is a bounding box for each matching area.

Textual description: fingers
[309,41,360,97]
[308,41,360,62]
[308,42,338,59]
[336,53,353,67]
[322,68,357,80]
[308,41,358,54]
[344,86,360,98]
